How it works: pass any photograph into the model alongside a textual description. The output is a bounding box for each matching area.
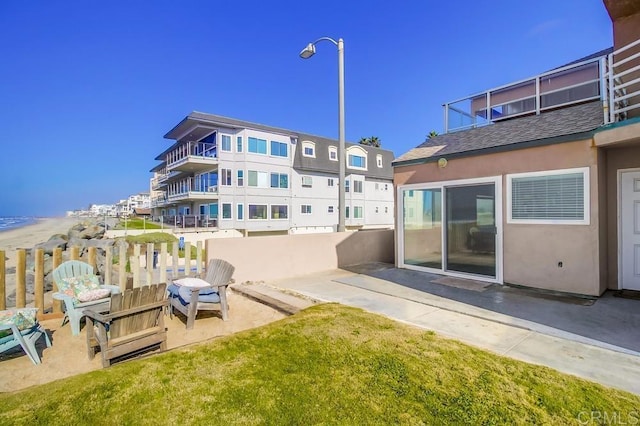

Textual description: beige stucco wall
[394,139,605,296]
[605,145,640,289]
[206,230,394,283]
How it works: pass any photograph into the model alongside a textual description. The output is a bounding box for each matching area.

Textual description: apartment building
[393,1,640,296]
[150,112,394,235]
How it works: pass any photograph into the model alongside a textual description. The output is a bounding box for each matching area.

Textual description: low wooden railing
[0,241,205,319]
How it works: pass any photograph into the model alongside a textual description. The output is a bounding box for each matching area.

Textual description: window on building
[349,154,366,168]
[385,184,388,191]
[220,169,232,186]
[271,205,288,219]
[507,167,589,224]
[301,205,312,214]
[222,203,232,219]
[328,178,334,186]
[248,137,267,154]
[346,206,349,218]
[354,206,363,218]
[353,180,363,193]
[345,180,350,192]
[248,170,269,187]
[270,141,288,157]
[375,207,379,213]
[377,154,383,168]
[328,146,337,161]
[270,173,289,188]
[221,135,231,152]
[249,204,267,219]
[237,170,244,187]
[237,204,243,220]
[302,141,315,157]
[328,206,334,213]
[385,207,388,213]
[237,136,243,152]
[302,176,313,188]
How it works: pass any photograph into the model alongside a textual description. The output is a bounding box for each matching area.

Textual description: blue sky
[0,1,612,217]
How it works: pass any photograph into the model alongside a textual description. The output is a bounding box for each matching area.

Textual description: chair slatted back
[110,283,167,339]
[203,259,235,287]
[52,260,94,285]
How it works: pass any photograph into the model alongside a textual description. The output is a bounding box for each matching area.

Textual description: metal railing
[159,215,218,229]
[442,38,640,133]
[166,141,217,168]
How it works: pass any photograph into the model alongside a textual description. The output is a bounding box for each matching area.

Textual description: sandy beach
[0,217,83,305]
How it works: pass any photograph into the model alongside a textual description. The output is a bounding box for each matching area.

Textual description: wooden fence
[0,241,205,319]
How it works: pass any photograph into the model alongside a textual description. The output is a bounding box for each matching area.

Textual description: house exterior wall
[394,138,605,296]
[605,145,640,289]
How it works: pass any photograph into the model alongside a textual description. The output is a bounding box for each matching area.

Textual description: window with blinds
[507,168,589,225]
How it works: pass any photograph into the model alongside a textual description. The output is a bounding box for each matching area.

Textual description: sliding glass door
[401,178,500,282]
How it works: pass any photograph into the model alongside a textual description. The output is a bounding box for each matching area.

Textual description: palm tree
[427,131,439,140]
[359,136,381,147]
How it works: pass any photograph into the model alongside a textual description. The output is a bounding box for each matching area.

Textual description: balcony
[443,38,640,133]
[166,141,218,173]
[161,177,218,203]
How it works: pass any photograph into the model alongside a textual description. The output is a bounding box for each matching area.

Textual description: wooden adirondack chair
[168,259,235,329]
[52,260,120,336]
[84,283,168,367]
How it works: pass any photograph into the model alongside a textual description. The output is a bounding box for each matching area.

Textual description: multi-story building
[393,1,640,296]
[150,112,395,235]
[115,193,151,217]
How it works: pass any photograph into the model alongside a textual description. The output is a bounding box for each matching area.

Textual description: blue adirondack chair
[0,308,51,365]
[51,260,121,336]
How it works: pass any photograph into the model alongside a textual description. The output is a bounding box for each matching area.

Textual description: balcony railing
[443,38,640,133]
[166,141,217,169]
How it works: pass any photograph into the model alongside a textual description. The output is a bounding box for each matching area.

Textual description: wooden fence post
[34,248,44,315]
[88,247,96,270]
[196,241,203,276]
[184,241,192,277]
[52,247,63,313]
[146,243,154,285]
[105,246,112,286]
[119,243,127,291]
[172,243,179,280]
[16,249,26,308]
[69,246,79,260]
[131,244,140,288]
[0,250,5,310]
[159,243,167,284]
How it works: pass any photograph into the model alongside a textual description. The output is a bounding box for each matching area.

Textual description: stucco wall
[206,229,394,283]
[394,139,605,295]
[605,145,640,289]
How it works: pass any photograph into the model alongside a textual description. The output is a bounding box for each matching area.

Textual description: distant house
[393,2,640,296]
[149,112,395,235]
[132,208,151,218]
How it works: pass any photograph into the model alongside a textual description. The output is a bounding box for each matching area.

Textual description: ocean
[0,216,38,232]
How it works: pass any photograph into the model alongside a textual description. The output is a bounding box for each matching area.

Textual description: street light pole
[300,37,346,232]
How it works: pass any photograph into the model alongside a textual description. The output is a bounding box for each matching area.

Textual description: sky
[0,0,613,217]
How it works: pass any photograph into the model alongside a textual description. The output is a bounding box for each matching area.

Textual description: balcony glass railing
[166,141,217,167]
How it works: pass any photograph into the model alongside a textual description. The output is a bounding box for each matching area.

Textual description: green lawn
[113,218,162,230]
[1,304,638,425]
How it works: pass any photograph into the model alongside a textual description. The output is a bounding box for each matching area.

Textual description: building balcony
[443,38,640,133]
[165,141,218,173]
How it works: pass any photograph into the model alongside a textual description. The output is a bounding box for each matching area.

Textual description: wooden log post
[146,243,154,285]
[119,243,127,291]
[159,243,167,284]
[0,250,5,310]
[52,247,63,313]
[131,244,140,288]
[184,241,192,277]
[172,242,179,280]
[69,246,80,261]
[16,249,26,308]
[196,241,203,276]
[34,248,45,315]
[104,246,112,286]
[88,247,97,270]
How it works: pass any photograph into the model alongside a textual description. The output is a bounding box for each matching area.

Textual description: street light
[300,36,346,232]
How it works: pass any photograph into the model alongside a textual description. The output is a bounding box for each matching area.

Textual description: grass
[113,218,162,230]
[1,304,638,425]
[116,232,203,260]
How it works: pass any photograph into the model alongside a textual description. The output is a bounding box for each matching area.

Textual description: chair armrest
[87,300,169,323]
[52,292,73,302]
[100,284,122,294]
[83,309,110,323]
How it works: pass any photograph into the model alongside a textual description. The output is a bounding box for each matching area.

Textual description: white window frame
[302,141,316,158]
[270,204,288,220]
[347,146,368,171]
[328,146,338,161]
[248,204,268,220]
[328,206,334,213]
[221,135,232,152]
[301,205,312,214]
[506,167,590,225]
[221,203,232,220]
[376,154,383,168]
[328,178,334,186]
[302,176,313,188]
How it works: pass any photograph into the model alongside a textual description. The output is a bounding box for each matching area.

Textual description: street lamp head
[299,43,316,59]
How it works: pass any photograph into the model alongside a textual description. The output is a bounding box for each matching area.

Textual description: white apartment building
[150,112,394,235]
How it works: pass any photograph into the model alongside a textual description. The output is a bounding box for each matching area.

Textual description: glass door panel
[403,188,442,269]
[445,184,496,277]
